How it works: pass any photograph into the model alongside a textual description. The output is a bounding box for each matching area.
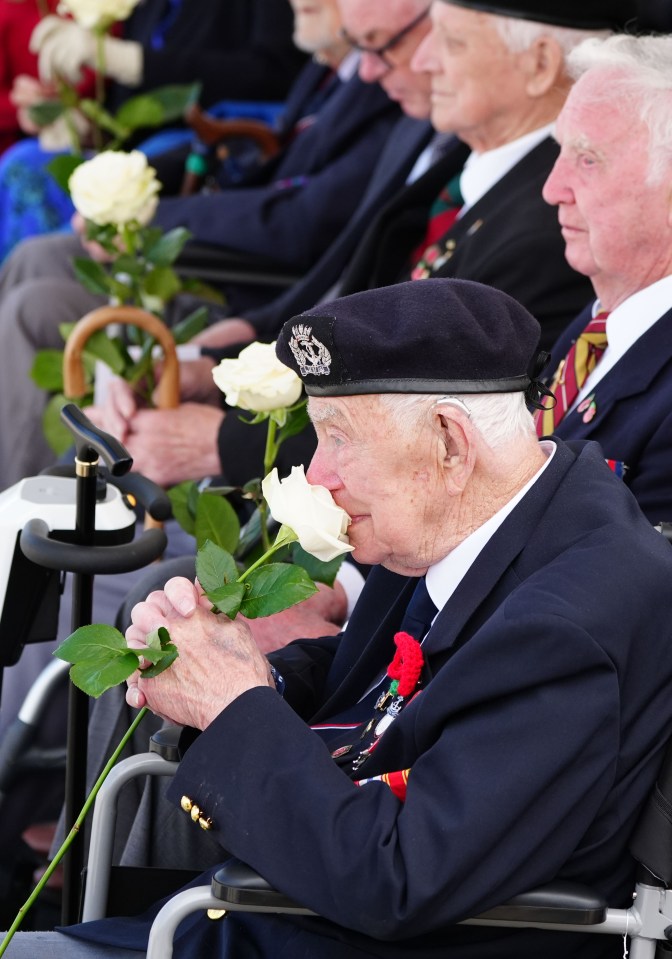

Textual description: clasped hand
[125,577,273,730]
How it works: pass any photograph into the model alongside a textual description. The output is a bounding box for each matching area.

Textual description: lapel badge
[289,324,332,377]
[577,393,597,424]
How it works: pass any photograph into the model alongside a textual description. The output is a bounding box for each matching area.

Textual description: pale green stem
[237,531,297,585]
[93,31,107,151]
[259,418,279,552]
[0,706,148,956]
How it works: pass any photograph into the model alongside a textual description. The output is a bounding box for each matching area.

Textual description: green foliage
[55,623,177,698]
[46,153,85,193]
[240,563,317,619]
[195,539,239,593]
[195,494,240,553]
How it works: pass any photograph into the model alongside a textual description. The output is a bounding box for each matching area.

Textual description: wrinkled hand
[86,377,139,444]
[11,74,58,133]
[125,577,273,728]
[90,384,224,486]
[30,16,96,84]
[153,356,220,405]
[191,317,256,349]
[243,581,347,654]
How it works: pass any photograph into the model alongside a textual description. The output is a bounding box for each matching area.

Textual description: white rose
[58,0,141,29]
[69,150,160,227]
[262,466,354,562]
[212,341,302,412]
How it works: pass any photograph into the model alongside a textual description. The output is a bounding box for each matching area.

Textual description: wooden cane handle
[63,305,180,409]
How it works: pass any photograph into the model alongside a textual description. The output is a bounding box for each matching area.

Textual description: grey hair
[378,391,534,449]
[565,34,672,183]
[488,15,611,58]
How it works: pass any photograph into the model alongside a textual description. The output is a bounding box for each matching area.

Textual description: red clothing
[0,0,59,154]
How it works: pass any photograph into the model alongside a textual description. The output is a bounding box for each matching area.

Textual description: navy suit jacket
[341,136,594,352]
[551,303,672,524]
[113,0,306,109]
[153,68,400,275]
[68,441,672,959]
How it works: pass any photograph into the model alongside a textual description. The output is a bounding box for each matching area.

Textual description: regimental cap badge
[289,324,332,377]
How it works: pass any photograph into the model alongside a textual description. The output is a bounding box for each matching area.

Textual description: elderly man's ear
[520,37,566,99]
[434,408,476,495]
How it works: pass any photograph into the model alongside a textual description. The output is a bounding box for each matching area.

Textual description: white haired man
[538,33,672,523]
[6,278,672,958]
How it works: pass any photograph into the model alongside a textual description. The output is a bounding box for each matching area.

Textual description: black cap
[276,279,542,398]
[439,0,637,31]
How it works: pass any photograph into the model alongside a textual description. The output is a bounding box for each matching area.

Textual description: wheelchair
[74,721,672,959]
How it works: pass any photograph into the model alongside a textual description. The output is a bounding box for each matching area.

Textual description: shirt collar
[426,440,556,614]
[337,50,360,82]
[577,273,672,402]
[459,123,554,214]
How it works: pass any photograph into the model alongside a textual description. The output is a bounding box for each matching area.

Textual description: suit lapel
[556,305,672,440]
[422,441,575,659]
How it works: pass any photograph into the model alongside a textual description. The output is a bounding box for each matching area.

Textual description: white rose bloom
[212,341,302,412]
[58,0,141,29]
[262,466,354,562]
[69,151,160,227]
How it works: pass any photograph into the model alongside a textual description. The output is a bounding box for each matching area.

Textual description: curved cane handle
[62,305,180,409]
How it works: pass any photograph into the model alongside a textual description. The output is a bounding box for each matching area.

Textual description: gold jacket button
[190,804,201,822]
[180,796,193,813]
[198,816,213,831]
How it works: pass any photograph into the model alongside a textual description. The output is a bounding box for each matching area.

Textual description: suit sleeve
[152,107,395,272]
[166,596,621,939]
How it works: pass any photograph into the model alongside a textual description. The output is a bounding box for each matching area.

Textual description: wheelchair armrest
[149,725,184,763]
[472,881,608,925]
[212,862,607,925]
[212,859,314,911]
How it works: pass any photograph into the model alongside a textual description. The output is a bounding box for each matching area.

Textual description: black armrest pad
[149,725,183,762]
[213,864,607,925]
[474,881,608,925]
[212,860,304,910]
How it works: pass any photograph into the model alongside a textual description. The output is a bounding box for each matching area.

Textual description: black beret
[439,0,637,31]
[276,279,542,398]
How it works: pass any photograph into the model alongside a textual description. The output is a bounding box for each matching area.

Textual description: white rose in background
[212,341,303,413]
[263,466,354,562]
[58,0,141,30]
[69,150,160,227]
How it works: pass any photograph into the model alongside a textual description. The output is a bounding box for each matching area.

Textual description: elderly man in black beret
[16,278,672,959]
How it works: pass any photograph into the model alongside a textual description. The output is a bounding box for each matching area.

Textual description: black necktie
[399,577,438,641]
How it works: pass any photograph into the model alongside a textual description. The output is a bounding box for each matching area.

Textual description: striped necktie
[536,311,609,437]
[410,173,464,280]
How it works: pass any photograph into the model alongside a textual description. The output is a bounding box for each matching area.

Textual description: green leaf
[207,582,246,619]
[115,83,201,131]
[167,481,199,536]
[70,652,140,698]
[72,257,112,297]
[195,493,240,552]
[28,100,66,127]
[141,645,179,678]
[79,98,127,140]
[179,277,226,305]
[145,227,192,267]
[171,306,208,345]
[291,544,344,588]
[277,403,310,445]
[240,564,317,619]
[195,539,238,593]
[82,329,127,376]
[47,153,85,193]
[143,265,182,302]
[31,350,65,392]
[55,623,128,663]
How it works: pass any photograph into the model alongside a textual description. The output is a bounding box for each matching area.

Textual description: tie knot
[580,312,609,350]
[399,577,438,641]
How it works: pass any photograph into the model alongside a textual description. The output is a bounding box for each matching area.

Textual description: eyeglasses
[341,5,430,70]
